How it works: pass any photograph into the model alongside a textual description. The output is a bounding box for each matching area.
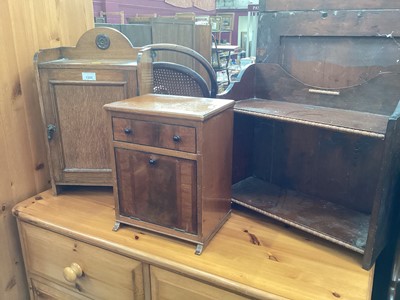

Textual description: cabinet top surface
[235,99,389,138]
[38,58,137,68]
[104,94,235,121]
[13,188,373,300]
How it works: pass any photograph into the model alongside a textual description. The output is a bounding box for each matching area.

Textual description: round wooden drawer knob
[63,262,83,282]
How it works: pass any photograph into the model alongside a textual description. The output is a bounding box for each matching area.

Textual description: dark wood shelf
[234,99,389,138]
[232,176,370,254]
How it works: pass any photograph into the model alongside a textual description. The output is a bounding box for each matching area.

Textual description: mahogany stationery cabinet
[35,27,141,194]
[104,94,234,254]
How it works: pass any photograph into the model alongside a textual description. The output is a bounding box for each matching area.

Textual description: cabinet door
[38,67,136,187]
[150,266,249,300]
[115,148,197,234]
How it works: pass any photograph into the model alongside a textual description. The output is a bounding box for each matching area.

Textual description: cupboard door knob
[173,135,181,143]
[149,159,157,165]
[124,128,132,135]
[63,262,83,283]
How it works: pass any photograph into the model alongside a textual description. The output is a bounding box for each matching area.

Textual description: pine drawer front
[150,266,250,300]
[20,223,145,300]
[31,278,90,300]
[112,117,196,153]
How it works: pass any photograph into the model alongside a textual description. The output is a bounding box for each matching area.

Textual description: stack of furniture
[12,4,391,297]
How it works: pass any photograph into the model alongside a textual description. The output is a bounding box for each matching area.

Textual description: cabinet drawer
[112,117,196,153]
[20,223,145,300]
[150,266,250,300]
[31,278,90,300]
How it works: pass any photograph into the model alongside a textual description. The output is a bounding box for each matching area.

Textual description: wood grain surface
[0,1,93,298]
[14,188,374,300]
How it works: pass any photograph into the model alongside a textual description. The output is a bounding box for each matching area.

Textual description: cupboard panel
[115,148,197,234]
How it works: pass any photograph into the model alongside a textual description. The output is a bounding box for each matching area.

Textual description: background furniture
[13,188,374,300]
[137,43,218,98]
[97,16,212,72]
[35,27,141,194]
[219,0,400,270]
[96,17,215,94]
[147,17,212,80]
[104,94,234,254]
[212,41,240,86]
[96,23,153,47]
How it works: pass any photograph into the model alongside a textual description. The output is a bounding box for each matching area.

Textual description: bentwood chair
[137,43,218,98]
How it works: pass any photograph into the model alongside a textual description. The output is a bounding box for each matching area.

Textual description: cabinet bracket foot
[195,244,203,255]
[112,221,121,232]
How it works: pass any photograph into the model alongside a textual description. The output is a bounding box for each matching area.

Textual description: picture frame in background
[217,13,234,31]
[210,16,222,32]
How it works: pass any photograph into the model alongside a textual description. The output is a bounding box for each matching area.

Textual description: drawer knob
[149,159,157,165]
[124,128,133,135]
[63,262,83,283]
[173,135,181,143]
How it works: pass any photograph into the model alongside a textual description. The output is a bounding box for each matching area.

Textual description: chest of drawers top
[103,94,235,121]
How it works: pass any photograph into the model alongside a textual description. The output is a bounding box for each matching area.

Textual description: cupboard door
[39,68,136,186]
[115,148,197,234]
[150,267,249,300]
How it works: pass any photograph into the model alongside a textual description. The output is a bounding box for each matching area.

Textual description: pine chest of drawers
[13,188,374,300]
[104,94,235,254]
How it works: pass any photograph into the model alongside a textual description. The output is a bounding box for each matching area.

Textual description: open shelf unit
[225,63,400,270]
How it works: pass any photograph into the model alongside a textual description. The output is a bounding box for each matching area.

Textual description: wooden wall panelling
[1,2,44,297]
[30,0,95,48]
[0,0,94,299]
[0,4,33,299]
